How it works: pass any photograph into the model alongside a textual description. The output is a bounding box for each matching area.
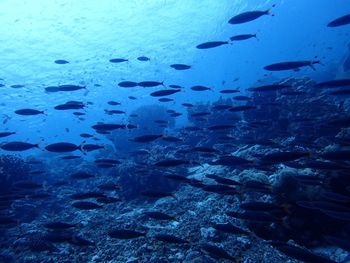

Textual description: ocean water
[0,0,350,262]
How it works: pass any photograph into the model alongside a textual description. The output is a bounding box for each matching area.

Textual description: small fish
[72,201,102,210]
[61,155,81,160]
[154,159,192,167]
[131,134,163,143]
[69,192,106,200]
[329,89,350,96]
[158,98,173,102]
[108,229,146,239]
[109,58,128,63]
[80,133,94,138]
[137,56,150,61]
[44,222,77,230]
[0,132,16,138]
[230,34,257,41]
[328,13,350,27]
[45,142,83,153]
[140,190,174,199]
[138,81,164,87]
[228,7,274,24]
[196,41,229,49]
[170,64,191,70]
[107,101,121,105]
[150,89,181,97]
[58,85,86,91]
[54,102,85,110]
[314,79,350,88]
[229,105,256,112]
[1,141,38,151]
[219,89,239,93]
[70,171,95,179]
[191,85,211,91]
[118,81,138,88]
[264,60,320,71]
[260,151,310,164]
[212,223,249,235]
[249,84,291,92]
[81,144,104,152]
[201,244,235,261]
[96,197,122,204]
[270,242,336,263]
[54,59,69,64]
[154,234,189,244]
[15,109,44,115]
[144,211,175,221]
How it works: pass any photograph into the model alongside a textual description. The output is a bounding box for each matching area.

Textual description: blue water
[0,0,350,262]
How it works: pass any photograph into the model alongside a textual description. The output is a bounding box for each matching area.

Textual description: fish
[154,159,193,167]
[138,81,164,87]
[97,182,121,191]
[11,84,25,89]
[210,155,252,166]
[219,89,240,93]
[260,151,311,164]
[230,34,257,41]
[43,222,77,230]
[54,59,69,64]
[69,235,95,246]
[118,81,138,88]
[227,211,280,223]
[196,41,229,49]
[108,229,146,239]
[57,85,86,91]
[201,244,235,261]
[80,133,94,138]
[96,197,122,204]
[328,13,350,27]
[158,98,173,102]
[12,180,42,189]
[170,64,191,70]
[212,223,249,235]
[270,242,336,263]
[1,141,39,151]
[0,132,16,138]
[207,124,235,130]
[137,56,150,61]
[131,134,163,143]
[54,103,85,110]
[191,85,211,91]
[92,123,136,131]
[107,101,121,105]
[228,6,274,24]
[264,60,320,71]
[153,234,189,244]
[249,84,291,92]
[144,211,175,220]
[15,109,44,115]
[45,142,83,153]
[109,58,128,63]
[61,155,81,160]
[169,84,184,89]
[182,103,194,107]
[329,89,350,96]
[140,190,174,199]
[228,105,257,112]
[314,79,350,88]
[104,110,126,115]
[202,184,238,195]
[71,201,102,210]
[150,89,181,97]
[69,192,106,200]
[70,171,95,179]
[233,95,251,101]
[81,144,104,152]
